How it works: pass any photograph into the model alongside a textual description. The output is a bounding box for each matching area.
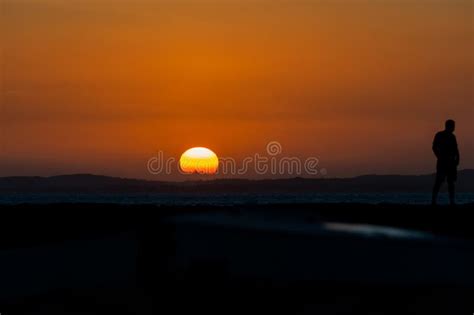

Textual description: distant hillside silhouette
[1,170,474,193]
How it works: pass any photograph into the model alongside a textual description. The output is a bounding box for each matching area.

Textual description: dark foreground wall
[0,203,473,314]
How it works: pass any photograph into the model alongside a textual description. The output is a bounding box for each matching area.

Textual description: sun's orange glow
[179,147,219,175]
[1,1,472,179]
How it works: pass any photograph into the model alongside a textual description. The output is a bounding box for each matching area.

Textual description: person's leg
[448,180,455,205]
[447,167,457,206]
[432,174,443,205]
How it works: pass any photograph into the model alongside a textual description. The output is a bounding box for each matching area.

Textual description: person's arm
[454,135,460,166]
[432,134,440,158]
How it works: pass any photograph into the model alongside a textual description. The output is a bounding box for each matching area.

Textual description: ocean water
[0,193,473,205]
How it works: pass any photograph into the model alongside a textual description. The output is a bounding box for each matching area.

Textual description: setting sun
[179,147,219,175]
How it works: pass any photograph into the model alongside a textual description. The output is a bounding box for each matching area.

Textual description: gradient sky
[1,0,473,179]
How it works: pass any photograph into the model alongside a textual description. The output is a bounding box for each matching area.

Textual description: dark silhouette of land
[432,119,460,205]
[1,170,474,194]
[1,167,474,313]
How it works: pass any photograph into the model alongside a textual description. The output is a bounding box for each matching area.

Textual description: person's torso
[435,131,457,161]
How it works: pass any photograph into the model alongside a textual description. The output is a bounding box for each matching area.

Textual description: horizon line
[1,169,473,183]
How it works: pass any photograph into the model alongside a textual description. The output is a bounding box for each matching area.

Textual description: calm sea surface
[0,193,473,205]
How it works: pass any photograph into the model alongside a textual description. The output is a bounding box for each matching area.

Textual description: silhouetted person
[432,119,459,205]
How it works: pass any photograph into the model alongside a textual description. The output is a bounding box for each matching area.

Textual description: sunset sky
[1,0,473,179]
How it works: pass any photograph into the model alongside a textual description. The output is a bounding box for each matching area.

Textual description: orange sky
[1,0,473,179]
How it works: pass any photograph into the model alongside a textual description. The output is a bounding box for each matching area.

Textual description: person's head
[445,119,455,133]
